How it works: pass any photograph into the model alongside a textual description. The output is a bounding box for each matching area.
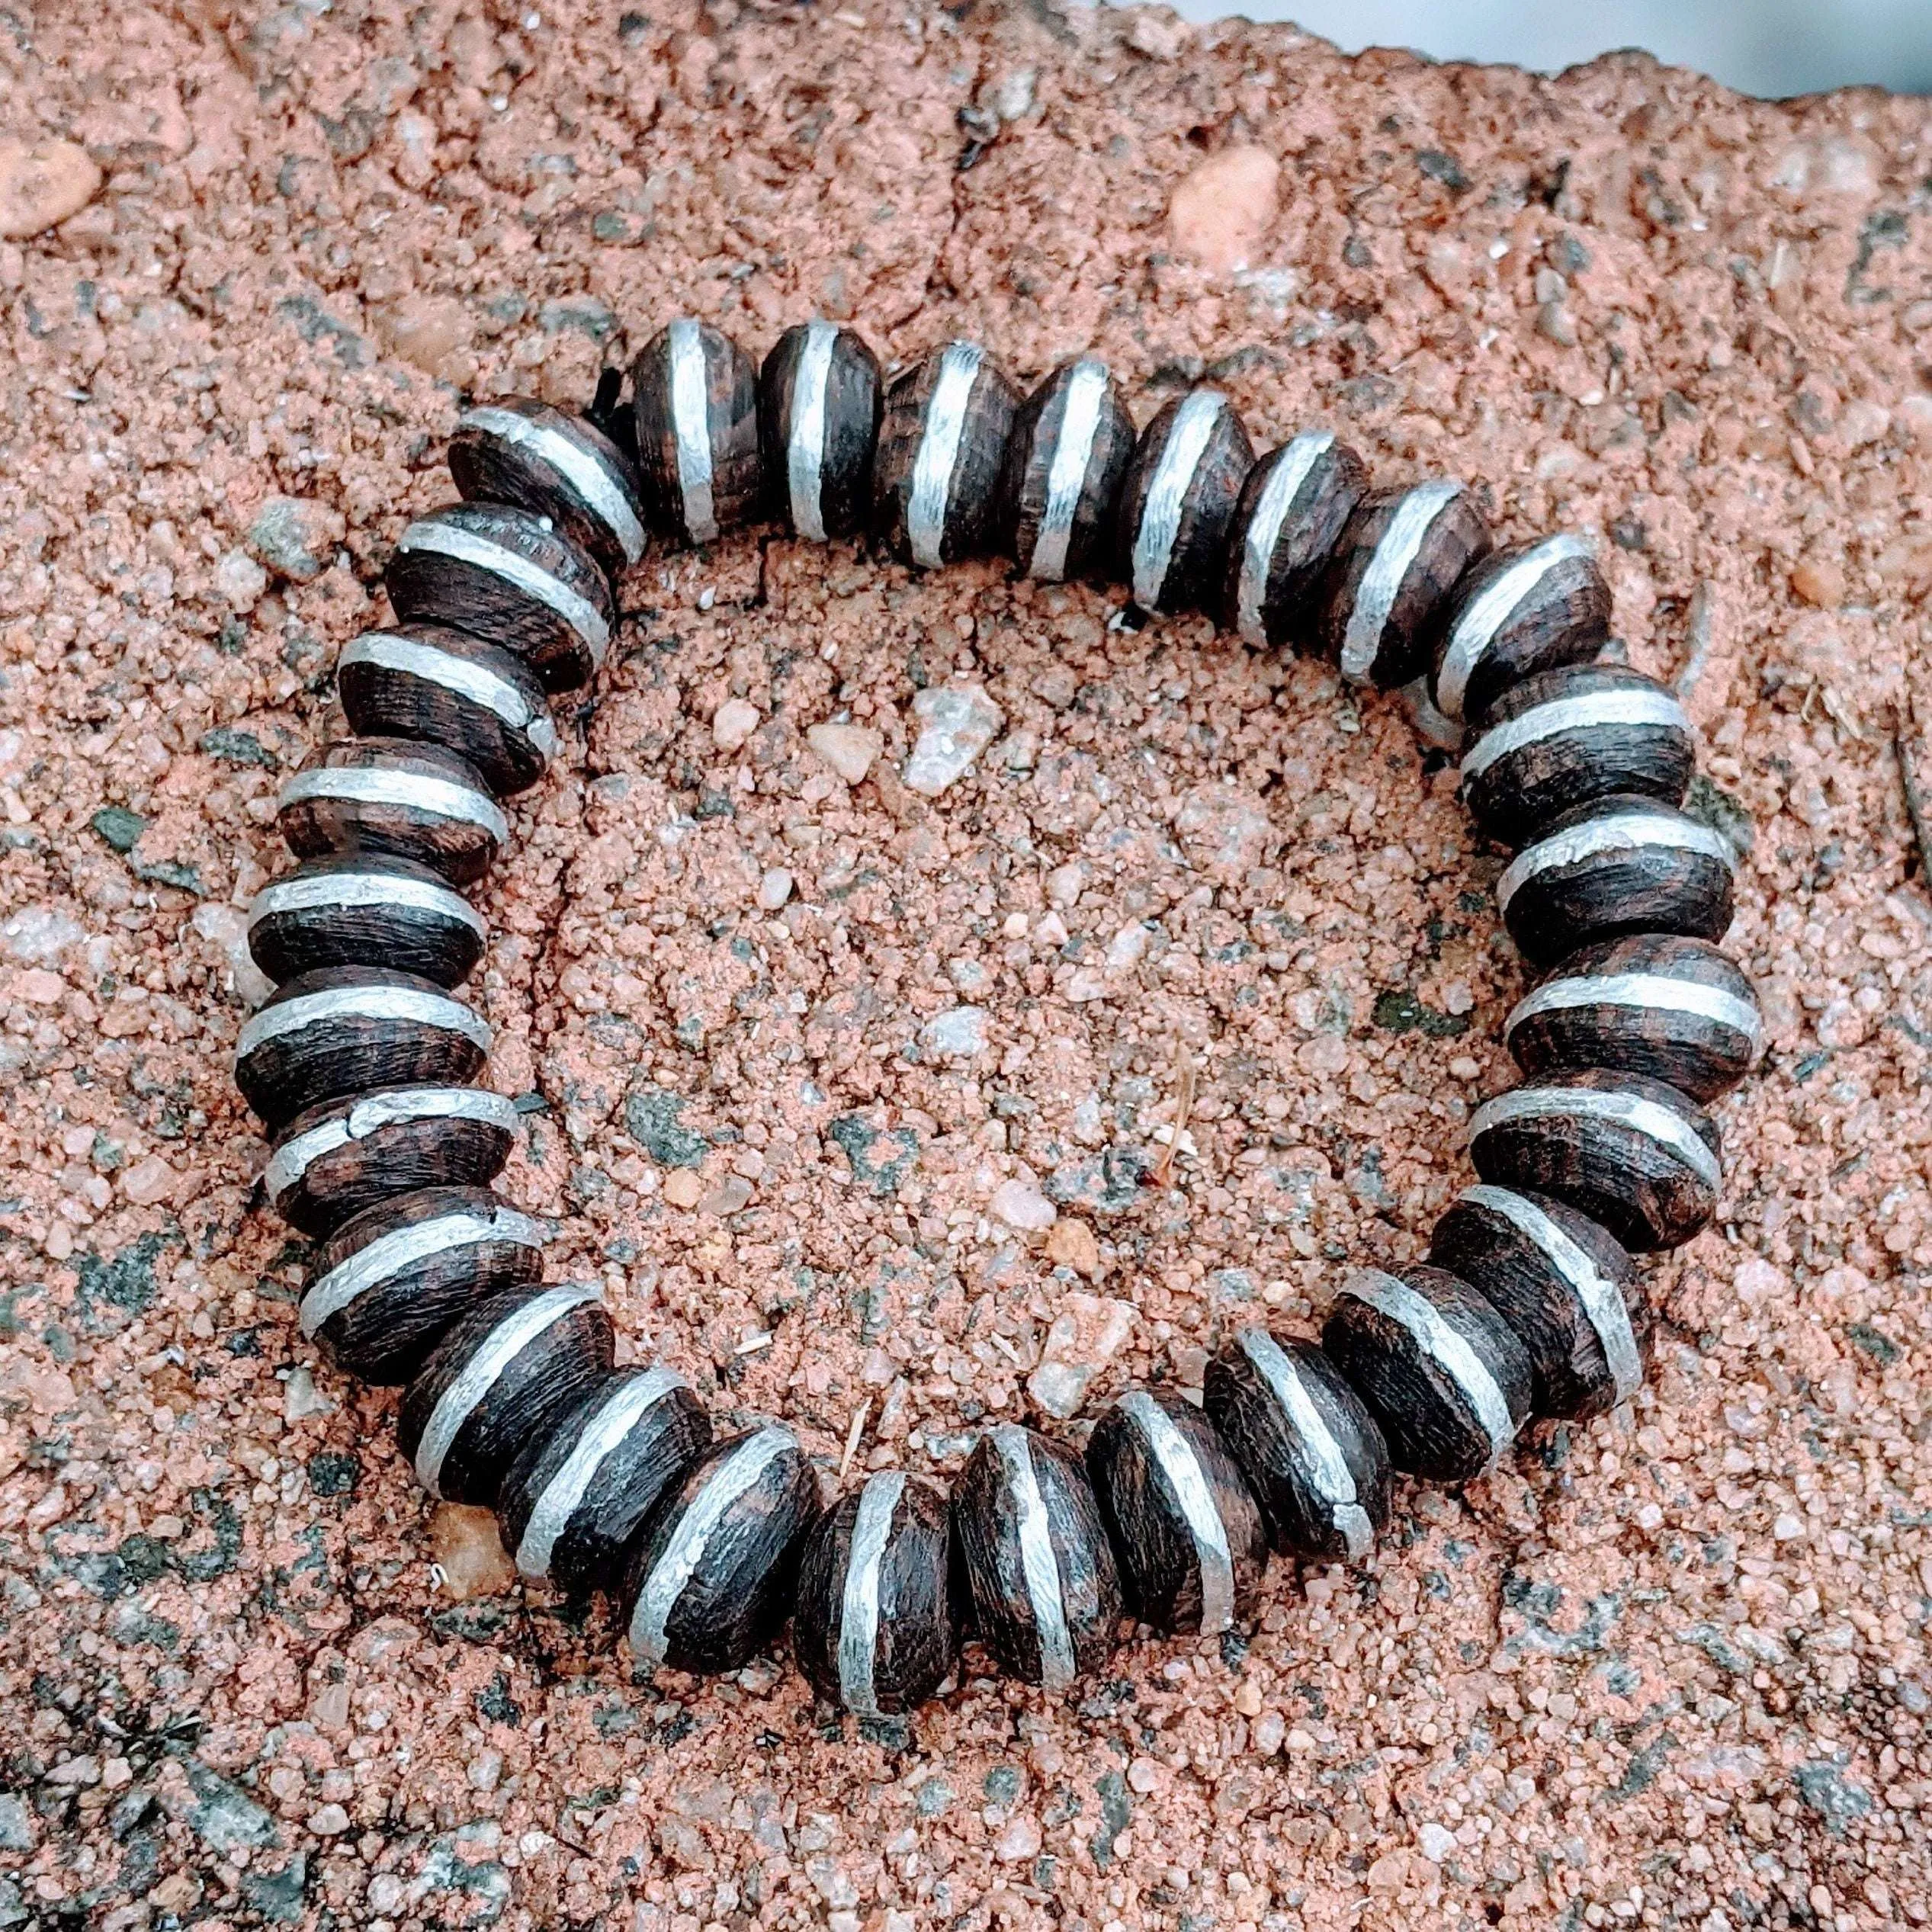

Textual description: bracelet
[235,316,1759,1720]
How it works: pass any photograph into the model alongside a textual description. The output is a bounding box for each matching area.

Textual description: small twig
[1895,708,1932,890]
[839,1401,871,1482]
[1150,1039,1197,1189]
[1674,582,1715,696]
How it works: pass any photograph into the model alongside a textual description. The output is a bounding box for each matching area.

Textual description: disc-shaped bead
[1224,431,1367,650]
[1115,387,1254,616]
[756,319,883,542]
[277,739,505,886]
[871,342,1022,568]
[631,319,764,547]
[247,852,486,989]
[1002,357,1138,583]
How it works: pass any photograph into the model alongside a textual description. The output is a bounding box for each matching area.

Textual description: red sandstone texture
[1,2,1930,1928]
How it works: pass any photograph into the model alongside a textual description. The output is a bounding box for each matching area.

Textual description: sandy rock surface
[2,2,1930,1928]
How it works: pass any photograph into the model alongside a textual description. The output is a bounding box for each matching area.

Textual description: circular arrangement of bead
[235,317,1762,1720]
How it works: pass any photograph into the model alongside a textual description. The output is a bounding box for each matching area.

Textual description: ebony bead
[233,965,491,1134]
[631,318,763,546]
[398,1282,615,1505]
[951,1423,1122,1686]
[1505,932,1762,1102]
[793,1471,957,1716]
[1468,1067,1722,1252]
[1116,387,1253,616]
[385,502,613,694]
[299,1183,547,1385]
[496,1366,712,1595]
[1322,1266,1534,1485]
[1225,431,1367,650]
[1497,793,1737,968]
[1429,1186,1642,1420]
[1085,1390,1267,1635]
[757,319,884,542]
[276,738,505,886]
[1202,1330,1391,1563]
[620,1425,820,1675]
[871,342,1021,568]
[247,852,486,989]
[1002,357,1138,582]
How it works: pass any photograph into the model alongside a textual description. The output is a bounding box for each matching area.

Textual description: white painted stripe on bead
[1469,1083,1723,1193]
[460,406,646,565]
[668,317,718,544]
[514,1367,688,1582]
[1029,358,1109,583]
[1117,1392,1236,1635]
[1506,971,1764,1054]
[907,342,983,570]
[247,869,487,940]
[837,1469,906,1717]
[1343,1269,1518,1468]
[341,632,560,761]
[785,319,839,544]
[1235,432,1333,646]
[628,1424,796,1664]
[1457,1186,1642,1403]
[413,1283,600,1498]
[992,1423,1077,1689]
[1131,388,1224,611]
[300,1206,548,1336]
[395,522,610,666]
[1497,811,1735,915]
[1340,479,1465,686]
[1459,686,1688,783]
[280,765,509,843]
[1236,1328,1374,1560]
[1434,533,1596,722]
[236,984,493,1061]
[265,1086,519,1200]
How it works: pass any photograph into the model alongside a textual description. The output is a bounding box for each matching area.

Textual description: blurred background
[1155,0,1932,98]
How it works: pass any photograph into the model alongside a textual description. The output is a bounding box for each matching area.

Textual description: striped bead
[276,739,505,886]
[871,342,1021,568]
[756,319,883,543]
[1003,357,1138,583]
[247,852,486,989]
[631,318,763,547]
[1116,387,1253,616]
[1224,430,1366,650]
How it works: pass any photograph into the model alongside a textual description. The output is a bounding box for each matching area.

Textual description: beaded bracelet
[233,316,1760,1720]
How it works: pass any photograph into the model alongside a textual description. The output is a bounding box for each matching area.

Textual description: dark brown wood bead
[793,1471,956,1716]
[448,396,647,575]
[1085,1390,1267,1635]
[952,1423,1122,1686]
[871,342,1022,568]
[247,852,486,989]
[1322,1266,1534,1485]
[398,1282,615,1506]
[1224,432,1368,650]
[338,624,558,798]
[384,502,613,694]
[1428,1186,1642,1420]
[1498,792,1738,968]
[1202,1331,1391,1564]
[233,965,491,1134]
[631,319,764,547]
[1507,932,1762,1102]
[1428,533,1612,724]
[277,737,505,886]
[496,1366,712,1597]
[1002,357,1138,583]
[1115,387,1254,616]
[757,319,883,542]
[1315,481,1492,689]
[1460,663,1694,849]
[299,1183,547,1385]
[1468,1067,1722,1253]
[619,1425,820,1675]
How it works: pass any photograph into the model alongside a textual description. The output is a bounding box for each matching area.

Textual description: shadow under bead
[871,341,1022,568]
[248,852,486,989]
[276,738,505,886]
[1469,1067,1722,1252]
[951,1423,1122,1687]
[1225,431,1367,650]
[1459,663,1694,849]
[1115,387,1254,616]
[1497,792,1737,968]
[1316,480,1492,689]
[339,625,558,798]
[496,1366,711,1597]
[1002,357,1138,583]
[1323,1266,1534,1486]
[1506,931,1762,1102]
[793,1471,957,1716]
[448,396,647,575]
[620,1425,820,1676]
[233,965,491,1135]
[1429,1185,1642,1420]
[1085,1389,1267,1636]
[398,1282,615,1505]
[1203,1330,1391,1563]
[758,319,883,543]
[299,1183,547,1385]
[631,318,764,547]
